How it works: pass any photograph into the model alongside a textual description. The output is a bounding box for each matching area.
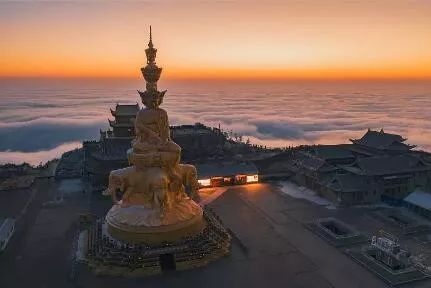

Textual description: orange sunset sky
[1,0,431,80]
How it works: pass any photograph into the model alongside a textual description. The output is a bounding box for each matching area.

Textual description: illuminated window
[198,179,211,187]
[210,177,224,187]
[246,175,259,183]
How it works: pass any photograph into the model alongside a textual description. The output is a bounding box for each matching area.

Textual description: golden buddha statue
[103,27,202,243]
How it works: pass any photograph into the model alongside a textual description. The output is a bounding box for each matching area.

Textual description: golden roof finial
[143,25,161,82]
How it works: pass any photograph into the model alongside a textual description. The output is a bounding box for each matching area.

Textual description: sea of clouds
[0,79,430,165]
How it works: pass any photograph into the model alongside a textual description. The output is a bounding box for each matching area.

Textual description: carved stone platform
[80,208,231,276]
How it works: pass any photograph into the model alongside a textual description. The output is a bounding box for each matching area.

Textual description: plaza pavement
[4,180,426,288]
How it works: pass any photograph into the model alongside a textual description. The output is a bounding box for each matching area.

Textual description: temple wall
[322,187,381,207]
[320,186,340,204]
[115,115,135,124]
[413,171,431,190]
[380,175,415,200]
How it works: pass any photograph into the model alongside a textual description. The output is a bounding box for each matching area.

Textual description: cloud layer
[0,78,430,164]
[0,118,106,152]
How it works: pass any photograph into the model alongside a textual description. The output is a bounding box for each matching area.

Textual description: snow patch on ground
[279,181,337,210]
[76,230,88,262]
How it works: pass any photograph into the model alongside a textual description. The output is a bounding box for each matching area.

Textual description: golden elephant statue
[103,163,200,214]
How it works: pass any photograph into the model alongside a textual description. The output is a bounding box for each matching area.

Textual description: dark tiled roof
[327,174,368,192]
[404,189,431,210]
[254,151,296,173]
[309,145,355,160]
[112,104,139,116]
[108,119,134,127]
[347,145,384,157]
[354,154,431,176]
[298,156,326,171]
[294,152,336,172]
[351,129,411,150]
[385,141,414,151]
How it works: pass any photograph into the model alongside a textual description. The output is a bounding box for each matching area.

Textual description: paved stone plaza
[4,180,431,287]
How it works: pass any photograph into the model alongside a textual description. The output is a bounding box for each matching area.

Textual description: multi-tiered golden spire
[145,26,157,65]
[139,26,166,108]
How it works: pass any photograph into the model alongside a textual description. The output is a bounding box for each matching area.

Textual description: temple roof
[111,103,139,117]
[308,145,355,160]
[293,152,336,172]
[110,104,139,117]
[108,119,134,127]
[327,174,368,192]
[298,155,326,171]
[342,154,431,176]
[404,188,431,210]
[350,129,414,150]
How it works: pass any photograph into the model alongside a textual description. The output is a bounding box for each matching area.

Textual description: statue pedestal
[106,199,204,244]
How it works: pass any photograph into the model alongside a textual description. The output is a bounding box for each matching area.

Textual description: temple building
[108,103,139,138]
[83,104,138,191]
[196,161,259,187]
[349,128,416,155]
[257,129,431,206]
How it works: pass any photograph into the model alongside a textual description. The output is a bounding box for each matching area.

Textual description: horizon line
[1,75,431,82]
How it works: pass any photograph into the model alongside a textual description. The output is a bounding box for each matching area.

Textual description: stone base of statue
[79,208,231,277]
[106,199,204,244]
